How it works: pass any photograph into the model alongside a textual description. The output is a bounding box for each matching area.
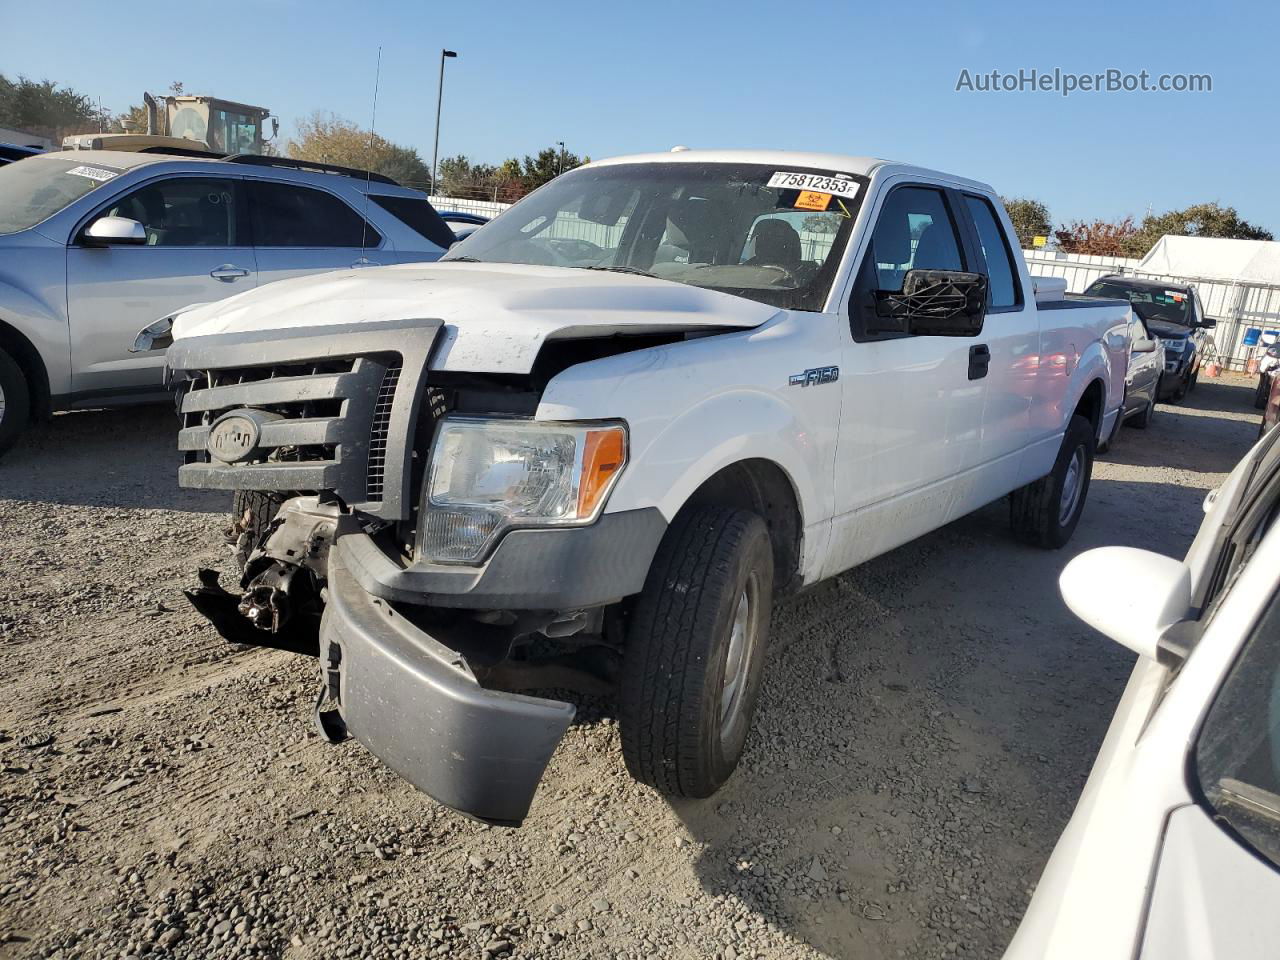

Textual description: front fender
[535,322,838,563]
[0,259,71,396]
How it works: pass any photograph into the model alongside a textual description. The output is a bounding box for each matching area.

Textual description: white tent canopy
[1139,235,1280,286]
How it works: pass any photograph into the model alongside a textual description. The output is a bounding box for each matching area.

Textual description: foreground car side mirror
[1133,337,1157,353]
[1059,546,1191,662]
[83,216,147,246]
[873,269,988,337]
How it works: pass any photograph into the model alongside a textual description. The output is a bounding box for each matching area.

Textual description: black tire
[619,506,774,799]
[1132,396,1155,430]
[1255,376,1271,410]
[1009,415,1095,549]
[0,348,31,459]
[230,490,285,572]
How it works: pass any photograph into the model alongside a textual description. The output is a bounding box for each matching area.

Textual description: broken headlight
[419,417,628,564]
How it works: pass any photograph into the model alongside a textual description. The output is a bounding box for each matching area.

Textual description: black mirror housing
[873,269,989,337]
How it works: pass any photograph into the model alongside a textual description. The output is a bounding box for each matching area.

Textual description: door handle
[210,264,250,282]
[968,344,991,381]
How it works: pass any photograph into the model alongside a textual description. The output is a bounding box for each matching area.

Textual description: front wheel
[619,506,774,798]
[0,348,31,459]
[1009,415,1095,549]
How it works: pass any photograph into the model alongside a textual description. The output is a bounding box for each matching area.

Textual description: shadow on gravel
[0,405,225,513]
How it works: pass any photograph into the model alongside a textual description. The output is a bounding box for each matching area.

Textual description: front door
[66,175,255,401]
[825,182,988,576]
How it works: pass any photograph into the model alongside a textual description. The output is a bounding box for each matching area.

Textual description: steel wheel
[719,572,761,745]
[1059,446,1085,525]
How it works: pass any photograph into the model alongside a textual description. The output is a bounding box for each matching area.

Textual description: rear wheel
[0,348,31,458]
[1009,415,1095,549]
[619,506,774,798]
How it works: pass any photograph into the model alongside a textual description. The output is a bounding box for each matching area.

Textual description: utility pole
[432,49,458,196]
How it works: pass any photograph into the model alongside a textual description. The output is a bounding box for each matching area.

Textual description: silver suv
[0,150,455,455]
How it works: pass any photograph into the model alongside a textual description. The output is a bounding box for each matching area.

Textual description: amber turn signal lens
[578,427,627,517]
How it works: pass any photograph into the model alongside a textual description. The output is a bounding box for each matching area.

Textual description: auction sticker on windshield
[768,171,860,198]
[66,165,117,183]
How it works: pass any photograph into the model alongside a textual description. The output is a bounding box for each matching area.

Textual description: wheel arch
[675,458,804,597]
[1072,376,1106,440]
[0,318,51,420]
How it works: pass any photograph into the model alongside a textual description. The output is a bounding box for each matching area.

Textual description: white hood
[171,261,779,374]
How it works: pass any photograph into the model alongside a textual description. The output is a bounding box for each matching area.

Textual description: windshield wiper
[444,256,483,263]
[579,264,657,278]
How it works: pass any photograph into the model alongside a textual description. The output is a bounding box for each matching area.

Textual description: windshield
[443,162,866,311]
[0,157,122,235]
[1086,280,1193,327]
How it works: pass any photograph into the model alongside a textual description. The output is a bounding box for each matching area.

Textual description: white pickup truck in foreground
[166,150,1131,825]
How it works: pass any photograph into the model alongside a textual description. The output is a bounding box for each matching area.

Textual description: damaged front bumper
[320,539,576,827]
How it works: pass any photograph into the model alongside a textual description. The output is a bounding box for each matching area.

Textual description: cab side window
[1194,588,1280,870]
[103,177,240,247]
[963,195,1020,309]
[864,186,964,293]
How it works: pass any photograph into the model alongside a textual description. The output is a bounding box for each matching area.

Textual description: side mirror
[1059,546,1192,663]
[1133,337,1157,353]
[1199,315,1217,329]
[873,269,988,337]
[84,216,146,246]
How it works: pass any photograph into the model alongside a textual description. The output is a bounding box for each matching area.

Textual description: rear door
[65,174,256,401]
[248,180,384,284]
[956,192,1037,500]
[826,181,988,574]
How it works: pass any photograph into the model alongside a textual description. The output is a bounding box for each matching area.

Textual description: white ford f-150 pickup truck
[166,150,1131,825]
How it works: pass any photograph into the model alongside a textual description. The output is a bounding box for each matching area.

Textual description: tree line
[2,73,1273,251]
[1001,195,1273,259]
[0,74,584,198]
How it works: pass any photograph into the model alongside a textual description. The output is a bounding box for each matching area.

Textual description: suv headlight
[419,417,628,564]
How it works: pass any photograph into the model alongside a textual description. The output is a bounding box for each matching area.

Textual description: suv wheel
[1009,415,1095,549]
[0,348,31,458]
[619,506,774,798]
[1132,395,1156,430]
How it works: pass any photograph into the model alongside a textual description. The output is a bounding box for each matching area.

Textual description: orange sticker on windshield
[794,190,832,211]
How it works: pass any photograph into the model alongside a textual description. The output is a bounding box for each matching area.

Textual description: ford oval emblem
[207,414,260,463]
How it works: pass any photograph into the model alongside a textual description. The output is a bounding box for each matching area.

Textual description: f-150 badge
[789,366,840,387]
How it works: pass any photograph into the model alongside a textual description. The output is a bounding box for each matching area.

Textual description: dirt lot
[0,373,1264,960]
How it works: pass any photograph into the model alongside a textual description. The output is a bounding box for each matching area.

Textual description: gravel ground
[0,372,1265,960]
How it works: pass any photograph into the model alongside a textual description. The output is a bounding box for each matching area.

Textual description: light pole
[431,49,458,196]
[556,140,565,176]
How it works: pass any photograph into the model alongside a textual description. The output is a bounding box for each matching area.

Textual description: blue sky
[3,0,1276,232]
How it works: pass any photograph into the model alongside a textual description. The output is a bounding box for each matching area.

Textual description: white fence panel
[1022,249,1280,367]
